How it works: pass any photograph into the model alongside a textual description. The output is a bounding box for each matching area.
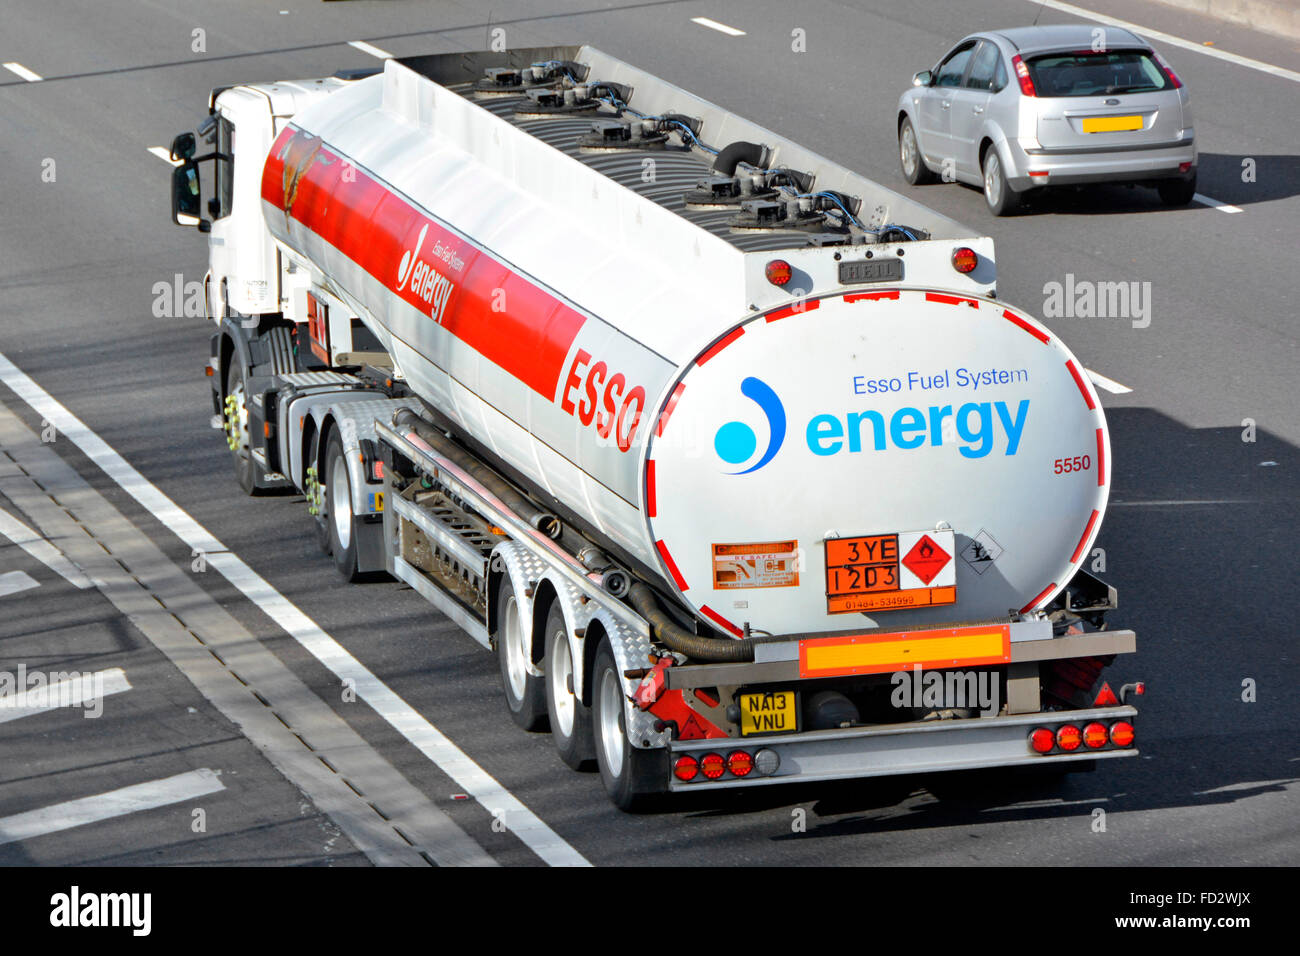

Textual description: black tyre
[496,575,548,731]
[323,431,360,581]
[592,637,667,811]
[543,602,595,770]
[223,361,263,495]
[306,430,331,555]
[982,147,1021,216]
[1157,171,1197,206]
[898,116,937,185]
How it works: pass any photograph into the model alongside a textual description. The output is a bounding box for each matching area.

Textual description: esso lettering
[561,349,646,452]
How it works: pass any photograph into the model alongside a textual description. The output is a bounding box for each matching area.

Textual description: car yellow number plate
[739,691,797,736]
[1082,115,1143,133]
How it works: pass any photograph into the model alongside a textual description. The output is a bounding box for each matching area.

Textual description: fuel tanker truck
[167,45,1142,809]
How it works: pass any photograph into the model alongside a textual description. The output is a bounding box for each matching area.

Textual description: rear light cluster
[1012,55,1037,97]
[1028,721,1135,754]
[951,247,978,274]
[674,748,778,783]
[1153,50,1183,89]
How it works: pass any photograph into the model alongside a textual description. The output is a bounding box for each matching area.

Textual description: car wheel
[1157,172,1197,206]
[982,148,1020,216]
[496,574,548,732]
[323,431,360,581]
[592,637,667,811]
[544,602,595,770]
[898,117,937,185]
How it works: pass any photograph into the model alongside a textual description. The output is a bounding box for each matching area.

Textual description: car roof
[980,24,1149,55]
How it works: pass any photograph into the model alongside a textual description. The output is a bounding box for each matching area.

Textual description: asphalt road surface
[0,0,1296,866]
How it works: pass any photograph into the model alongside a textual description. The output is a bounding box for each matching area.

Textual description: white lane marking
[1196,778,1297,794]
[348,40,393,59]
[2,62,42,82]
[1021,0,1300,84]
[691,16,747,36]
[0,353,590,868]
[147,146,182,167]
[0,667,131,723]
[0,506,95,588]
[1085,368,1132,394]
[0,768,223,845]
[1193,193,1243,213]
[0,570,38,598]
[1111,499,1252,506]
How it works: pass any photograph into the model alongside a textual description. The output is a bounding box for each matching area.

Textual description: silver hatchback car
[896,25,1197,215]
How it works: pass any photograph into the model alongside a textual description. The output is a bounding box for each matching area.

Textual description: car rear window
[1025,49,1171,97]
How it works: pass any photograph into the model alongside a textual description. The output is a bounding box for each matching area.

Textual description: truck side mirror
[912,71,933,87]
[171,161,204,227]
[170,132,197,162]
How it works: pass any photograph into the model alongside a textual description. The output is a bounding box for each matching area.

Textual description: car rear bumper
[1004,135,1196,191]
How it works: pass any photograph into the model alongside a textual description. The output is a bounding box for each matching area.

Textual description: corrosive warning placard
[712,541,799,589]
[824,530,956,614]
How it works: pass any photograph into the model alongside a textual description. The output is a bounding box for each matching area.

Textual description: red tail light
[1029,728,1055,753]
[1012,55,1037,97]
[1153,51,1182,89]
[765,259,793,286]
[699,752,726,780]
[1056,724,1082,751]
[673,755,699,782]
[1110,721,1135,747]
[951,247,978,273]
[727,750,754,777]
[1083,722,1108,749]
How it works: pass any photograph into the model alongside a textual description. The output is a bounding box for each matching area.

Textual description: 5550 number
[1054,455,1092,475]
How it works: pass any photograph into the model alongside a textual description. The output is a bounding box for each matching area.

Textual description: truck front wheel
[544,603,595,770]
[224,362,263,495]
[592,638,667,811]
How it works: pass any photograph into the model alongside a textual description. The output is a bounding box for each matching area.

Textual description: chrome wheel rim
[330,456,352,550]
[598,668,625,774]
[549,629,575,737]
[503,595,527,701]
[985,154,1002,206]
[901,124,918,176]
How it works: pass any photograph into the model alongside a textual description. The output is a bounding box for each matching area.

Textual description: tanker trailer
[167,46,1142,809]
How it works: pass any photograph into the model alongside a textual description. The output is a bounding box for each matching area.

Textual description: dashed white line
[691,16,747,37]
[1020,0,1300,84]
[0,667,131,723]
[2,62,42,82]
[0,352,590,867]
[0,506,95,588]
[348,40,393,59]
[1085,368,1133,394]
[0,769,223,846]
[1193,193,1243,214]
[147,146,182,167]
[0,570,39,598]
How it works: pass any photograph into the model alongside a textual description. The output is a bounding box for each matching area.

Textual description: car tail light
[674,755,699,781]
[1056,724,1082,751]
[1110,721,1135,747]
[765,259,793,286]
[727,750,754,777]
[1012,55,1037,97]
[951,247,978,273]
[1178,162,1192,173]
[1153,51,1182,89]
[1029,728,1055,753]
[1083,722,1108,749]
[699,752,726,780]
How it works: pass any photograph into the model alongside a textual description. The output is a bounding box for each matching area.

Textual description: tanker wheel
[592,637,667,811]
[323,431,360,581]
[496,575,547,732]
[224,361,264,496]
[544,602,595,770]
